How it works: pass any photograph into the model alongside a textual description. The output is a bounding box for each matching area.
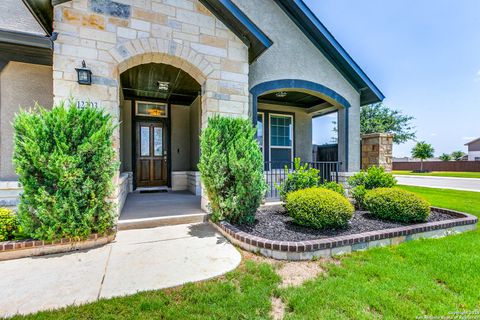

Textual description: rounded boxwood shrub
[285,188,354,229]
[199,115,267,224]
[0,208,18,241]
[277,158,320,201]
[319,181,345,196]
[364,188,430,223]
[13,101,118,241]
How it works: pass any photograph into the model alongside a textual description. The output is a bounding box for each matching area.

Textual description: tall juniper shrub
[13,101,118,240]
[199,115,267,224]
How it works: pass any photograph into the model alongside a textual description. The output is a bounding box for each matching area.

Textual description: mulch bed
[233,205,457,242]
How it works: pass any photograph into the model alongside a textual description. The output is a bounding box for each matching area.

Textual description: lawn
[15,186,480,320]
[393,170,480,179]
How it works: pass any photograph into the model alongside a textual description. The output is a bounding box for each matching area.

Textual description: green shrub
[13,101,118,240]
[349,166,397,208]
[198,115,267,224]
[351,185,367,209]
[285,188,354,229]
[0,208,18,241]
[364,188,430,223]
[319,181,345,196]
[277,158,320,200]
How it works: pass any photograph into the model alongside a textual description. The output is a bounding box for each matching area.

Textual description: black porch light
[75,60,92,85]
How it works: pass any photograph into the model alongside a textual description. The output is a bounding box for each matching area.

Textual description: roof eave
[274,0,385,105]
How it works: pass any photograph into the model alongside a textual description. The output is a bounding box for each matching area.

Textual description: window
[269,114,293,168]
[136,101,168,118]
[257,112,264,153]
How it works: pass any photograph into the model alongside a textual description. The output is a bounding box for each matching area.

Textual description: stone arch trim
[108,38,216,85]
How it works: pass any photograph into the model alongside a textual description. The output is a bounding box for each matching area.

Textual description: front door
[136,121,168,187]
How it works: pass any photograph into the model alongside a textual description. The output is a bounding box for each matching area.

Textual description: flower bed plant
[0,208,18,241]
[364,187,431,223]
[13,101,117,241]
[285,187,354,229]
[199,115,267,224]
[348,166,397,208]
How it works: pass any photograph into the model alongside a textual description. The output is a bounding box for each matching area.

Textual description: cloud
[475,70,480,82]
[462,136,476,141]
[430,133,437,137]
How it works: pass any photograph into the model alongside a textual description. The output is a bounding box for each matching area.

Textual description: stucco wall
[171,105,191,171]
[258,103,312,162]
[232,0,361,171]
[0,62,53,180]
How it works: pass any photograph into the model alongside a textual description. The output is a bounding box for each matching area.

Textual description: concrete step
[117,213,209,230]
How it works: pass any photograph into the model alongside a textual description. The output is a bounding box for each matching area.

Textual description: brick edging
[212,207,478,260]
[0,231,116,261]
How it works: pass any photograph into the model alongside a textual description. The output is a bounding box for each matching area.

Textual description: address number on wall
[76,100,99,109]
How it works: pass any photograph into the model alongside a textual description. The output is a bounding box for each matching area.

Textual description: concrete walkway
[0,223,241,317]
[395,175,480,192]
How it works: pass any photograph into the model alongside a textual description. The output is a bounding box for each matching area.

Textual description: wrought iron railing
[264,161,341,199]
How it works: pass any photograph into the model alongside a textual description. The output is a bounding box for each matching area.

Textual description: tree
[411,141,435,172]
[451,151,466,161]
[439,153,451,161]
[360,103,416,144]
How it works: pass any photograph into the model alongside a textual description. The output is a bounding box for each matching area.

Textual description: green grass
[14,261,280,320]
[393,170,480,179]
[17,186,480,320]
[398,185,480,216]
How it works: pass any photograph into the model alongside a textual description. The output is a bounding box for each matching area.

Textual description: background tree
[439,153,451,161]
[411,141,435,172]
[451,151,466,161]
[360,103,416,144]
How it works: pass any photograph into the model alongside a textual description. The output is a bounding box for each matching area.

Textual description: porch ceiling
[258,90,327,108]
[120,63,201,105]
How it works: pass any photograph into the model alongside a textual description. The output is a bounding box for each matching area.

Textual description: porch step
[117,213,209,230]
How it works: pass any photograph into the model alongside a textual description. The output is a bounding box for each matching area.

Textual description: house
[465,138,480,161]
[0,0,383,216]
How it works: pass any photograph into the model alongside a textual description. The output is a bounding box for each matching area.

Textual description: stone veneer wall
[361,133,393,172]
[52,0,251,208]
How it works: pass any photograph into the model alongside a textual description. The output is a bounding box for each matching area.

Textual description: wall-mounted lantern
[75,60,92,85]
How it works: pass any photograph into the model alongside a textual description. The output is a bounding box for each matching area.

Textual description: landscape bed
[212,205,477,260]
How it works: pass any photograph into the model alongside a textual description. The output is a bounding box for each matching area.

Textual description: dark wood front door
[136,121,168,187]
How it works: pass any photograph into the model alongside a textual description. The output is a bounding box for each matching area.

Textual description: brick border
[212,207,478,260]
[0,231,116,261]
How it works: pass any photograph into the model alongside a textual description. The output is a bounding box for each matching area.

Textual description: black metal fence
[264,161,341,199]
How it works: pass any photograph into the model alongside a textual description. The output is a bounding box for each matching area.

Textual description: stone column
[361,133,393,171]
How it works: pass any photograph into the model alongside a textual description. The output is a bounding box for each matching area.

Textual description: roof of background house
[22,0,384,104]
[465,138,480,146]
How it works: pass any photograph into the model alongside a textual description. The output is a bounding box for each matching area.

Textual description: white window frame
[268,113,294,164]
[257,112,265,155]
[135,100,168,118]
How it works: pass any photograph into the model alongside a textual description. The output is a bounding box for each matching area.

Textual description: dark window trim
[258,109,296,163]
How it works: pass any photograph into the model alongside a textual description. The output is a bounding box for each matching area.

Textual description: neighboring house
[465,138,480,161]
[0,0,383,212]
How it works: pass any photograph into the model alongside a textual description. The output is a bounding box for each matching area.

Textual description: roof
[22,0,384,104]
[465,138,480,146]
[273,0,385,105]
[0,28,52,66]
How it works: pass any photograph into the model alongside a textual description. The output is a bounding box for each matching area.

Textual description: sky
[308,0,480,157]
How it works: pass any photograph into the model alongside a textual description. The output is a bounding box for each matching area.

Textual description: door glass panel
[154,127,163,156]
[140,126,150,156]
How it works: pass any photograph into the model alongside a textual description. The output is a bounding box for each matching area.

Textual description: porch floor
[119,190,203,221]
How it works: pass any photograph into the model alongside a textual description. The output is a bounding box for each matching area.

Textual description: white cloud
[462,136,476,141]
[475,70,480,82]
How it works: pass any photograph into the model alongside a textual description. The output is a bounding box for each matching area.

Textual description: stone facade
[52,0,250,147]
[361,133,393,171]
